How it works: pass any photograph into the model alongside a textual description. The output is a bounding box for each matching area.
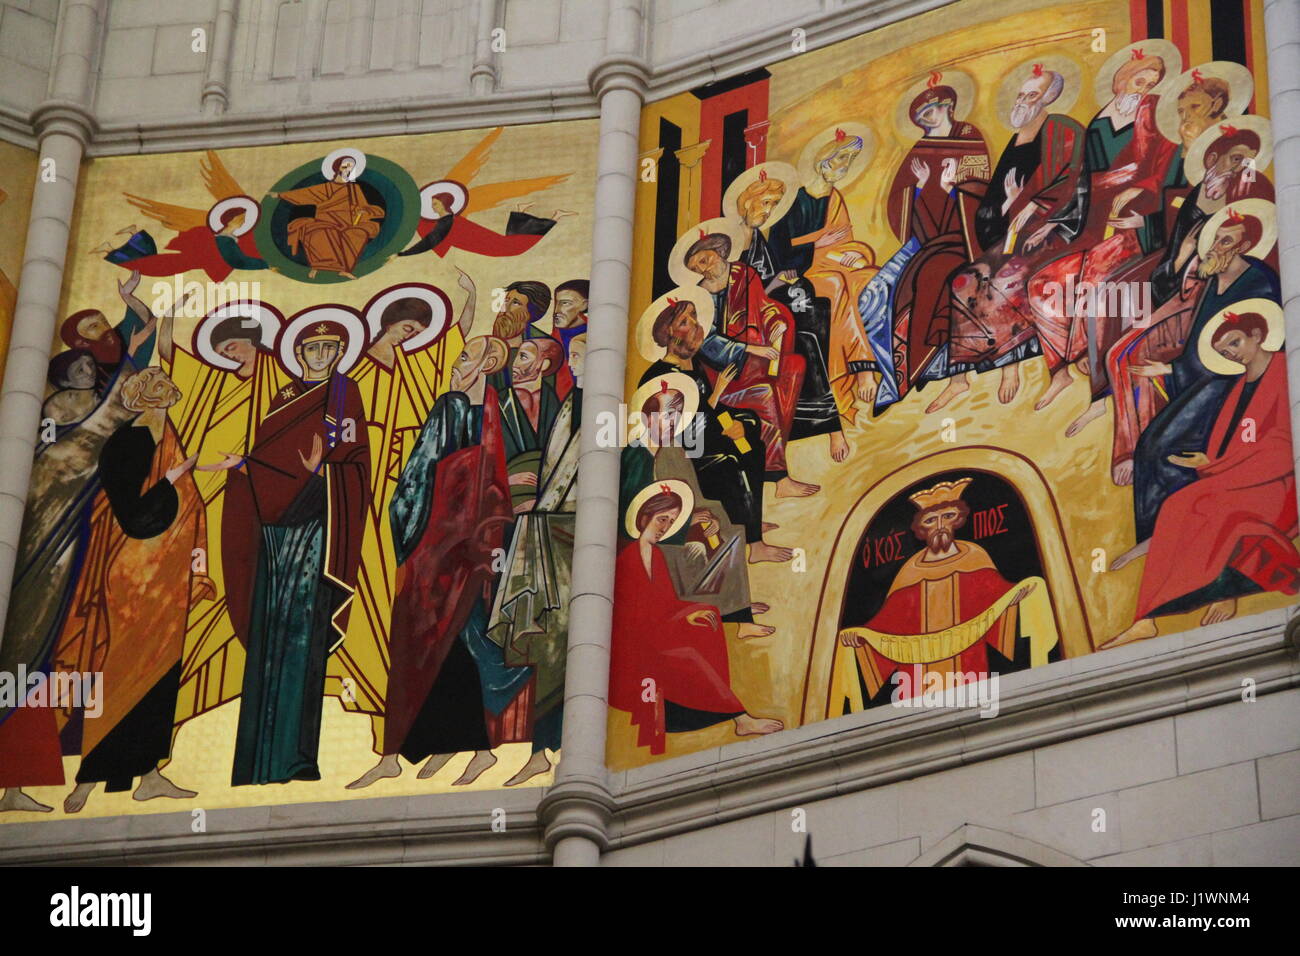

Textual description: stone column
[0,0,103,644]
[539,0,647,867]
[202,0,240,115]
[1267,1,1300,568]
[470,0,502,95]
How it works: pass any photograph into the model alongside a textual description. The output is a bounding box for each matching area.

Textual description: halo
[1198,298,1283,375]
[667,217,749,288]
[1184,115,1273,186]
[207,195,260,236]
[321,147,366,182]
[279,305,366,378]
[721,162,800,228]
[420,180,469,217]
[635,285,716,362]
[363,283,453,354]
[626,371,701,449]
[1197,198,1276,261]
[1092,39,1182,107]
[1154,62,1254,145]
[796,121,876,192]
[624,478,695,540]
[994,54,1083,130]
[194,300,284,371]
[892,69,978,142]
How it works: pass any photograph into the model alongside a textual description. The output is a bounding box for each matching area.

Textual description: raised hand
[118,270,141,298]
[299,433,324,474]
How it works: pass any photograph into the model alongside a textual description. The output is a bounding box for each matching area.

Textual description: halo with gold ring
[624,478,695,540]
[280,305,366,377]
[1184,115,1273,187]
[995,54,1083,131]
[667,217,749,289]
[634,285,716,363]
[320,147,367,182]
[1196,198,1276,261]
[795,121,876,192]
[1092,39,1182,108]
[1198,298,1283,375]
[207,195,260,237]
[194,300,283,372]
[626,371,701,449]
[362,283,453,354]
[1154,62,1253,145]
[722,161,800,230]
[892,69,978,143]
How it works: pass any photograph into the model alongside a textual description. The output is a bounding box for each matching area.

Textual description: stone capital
[29,100,96,147]
[588,55,650,102]
[538,778,617,853]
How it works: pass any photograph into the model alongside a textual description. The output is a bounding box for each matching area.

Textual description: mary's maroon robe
[1137,353,1300,618]
[610,542,743,754]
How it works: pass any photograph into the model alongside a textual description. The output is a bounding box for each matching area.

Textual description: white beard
[1010,102,1041,129]
[1115,92,1141,116]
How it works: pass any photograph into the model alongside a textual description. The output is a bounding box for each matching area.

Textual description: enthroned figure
[269,154,383,279]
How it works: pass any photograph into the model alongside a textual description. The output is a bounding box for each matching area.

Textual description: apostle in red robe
[610,485,782,754]
[1104,312,1300,648]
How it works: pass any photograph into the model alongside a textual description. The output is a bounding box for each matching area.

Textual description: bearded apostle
[56,367,209,813]
[684,232,816,497]
[268,155,383,279]
[609,485,783,755]
[838,478,1056,702]
[766,129,879,421]
[488,280,552,390]
[549,279,588,399]
[734,172,845,458]
[1104,311,1299,649]
[877,77,989,402]
[929,65,1085,411]
[499,337,564,512]
[1111,211,1280,557]
[218,319,370,786]
[348,335,516,790]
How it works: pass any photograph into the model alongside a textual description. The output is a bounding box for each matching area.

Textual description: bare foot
[307,269,318,279]
[1078,355,1090,377]
[1099,617,1157,650]
[1033,366,1072,410]
[339,271,357,280]
[1066,399,1106,437]
[925,374,970,413]
[751,602,770,614]
[1109,539,1149,571]
[133,769,196,802]
[0,788,52,813]
[417,752,456,779]
[1200,598,1238,625]
[776,476,819,498]
[829,431,849,462]
[347,753,401,789]
[504,751,552,787]
[452,750,497,786]
[63,782,94,814]
[761,522,779,533]
[998,364,1021,404]
[749,541,793,563]
[1112,460,1133,486]
[734,713,784,737]
[736,623,776,639]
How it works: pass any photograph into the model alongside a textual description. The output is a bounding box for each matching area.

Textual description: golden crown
[908,476,974,511]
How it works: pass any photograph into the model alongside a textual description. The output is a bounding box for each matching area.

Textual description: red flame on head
[659,379,668,393]
[1191,68,1205,84]
[698,228,707,240]
[1226,207,1245,223]
[1032,62,1044,77]
[659,483,672,494]
[928,71,942,88]
[666,296,678,306]
[1219,123,1239,137]
[1223,311,1241,324]
[758,168,767,182]
[835,127,847,141]
[1131,47,1145,60]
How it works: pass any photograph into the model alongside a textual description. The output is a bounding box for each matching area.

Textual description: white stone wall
[602,690,1300,866]
[0,0,60,118]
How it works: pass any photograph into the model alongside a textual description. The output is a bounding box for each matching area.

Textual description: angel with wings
[395,126,575,260]
[92,151,269,282]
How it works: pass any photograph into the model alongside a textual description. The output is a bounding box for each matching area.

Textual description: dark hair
[640,387,685,420]
[635,491,683,532]
[432,192,457,211]
[554,279,590,301]
[331,155,355,176]
[505,280,552,321]
[218,207,245,229]
[1222,212,1264,250]
[651,300,694,348]
[47,348,95,388]
[685,233,732,264]
[210,315,263,350]
[1205,127,1262,167]
[379,297,433,330]
[1211,311,1269,346]
[1180,76,1230,115]
[909,499,971,542]
[526,336,565,377]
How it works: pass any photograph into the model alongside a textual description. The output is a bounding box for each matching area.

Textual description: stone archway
[799,446,1094,724]
[908,824,1091,867]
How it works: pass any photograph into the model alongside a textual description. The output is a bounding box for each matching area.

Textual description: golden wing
[443,126,503,186]
[200,149,246,202]
[464,174,571,215]
[122,193,209,233]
